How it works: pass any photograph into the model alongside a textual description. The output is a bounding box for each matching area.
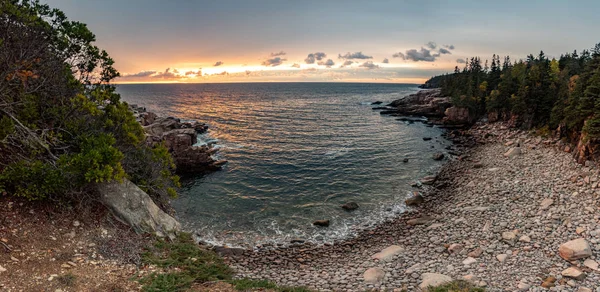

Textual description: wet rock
[423,137,432,141]
[405,193,424,206]
[341,202,359,211]
[371,101,383,105]
[432,152,445,161]
[290,238,305,244]
[403,158,409,163]
[313,220,330,227]
[559,238,592,261]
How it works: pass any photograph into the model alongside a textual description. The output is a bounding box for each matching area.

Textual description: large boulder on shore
[97,179,180,239]
[559,238,592,261]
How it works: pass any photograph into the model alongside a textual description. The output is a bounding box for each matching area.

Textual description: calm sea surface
[116,83,451,247]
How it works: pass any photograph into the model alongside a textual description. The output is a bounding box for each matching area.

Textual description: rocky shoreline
[221,121,600,291]
[129,105,227,173]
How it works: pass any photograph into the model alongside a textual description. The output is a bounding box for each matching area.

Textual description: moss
[426,280,485,292]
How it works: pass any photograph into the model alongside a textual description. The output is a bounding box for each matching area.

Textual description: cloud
[185,68,203,76]
[213,61,224,66]
[382,58,389,64]
[339,60,354,68]
[122,70,157,78]
[438,48,452,55]
[426,41,437,50]
[270,51,286,57]
[301,67,318,73]
[456,58,466,64]
[304,52,327,64]
[173,69,179,74]
[318,59,335,68]
[358,61,379,69]
[444,44,455,50]
[152,68,178,79]
[212,71,228,76]
[394,47,440,62]
[338,52,373,59]
[261,57,287,67]
[291,63,301,68]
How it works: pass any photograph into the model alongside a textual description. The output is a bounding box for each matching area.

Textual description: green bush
[0,0,178,206]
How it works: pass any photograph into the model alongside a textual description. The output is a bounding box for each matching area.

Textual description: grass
[56,273,76,287]
[230,278,313,291]
[139,232,233,291]
[426,280,485,292]
[138,233,314,292]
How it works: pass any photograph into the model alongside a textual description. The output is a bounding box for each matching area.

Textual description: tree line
[427,43,600,142]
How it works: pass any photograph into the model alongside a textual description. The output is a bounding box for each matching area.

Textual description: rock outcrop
[386,89,451,118]
[130,105,226,174]
[443,106,475,124]
[97,179,180,239]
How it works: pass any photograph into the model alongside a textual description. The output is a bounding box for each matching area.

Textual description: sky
[45,0,600,84]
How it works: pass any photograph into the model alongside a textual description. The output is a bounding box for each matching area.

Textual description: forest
[426,43,600,146]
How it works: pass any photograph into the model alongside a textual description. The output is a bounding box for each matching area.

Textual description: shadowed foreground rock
[97,179,180,239]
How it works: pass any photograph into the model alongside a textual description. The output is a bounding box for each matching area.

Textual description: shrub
[0,0,178,206]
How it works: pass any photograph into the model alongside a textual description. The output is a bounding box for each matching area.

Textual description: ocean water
[116,83,451,247]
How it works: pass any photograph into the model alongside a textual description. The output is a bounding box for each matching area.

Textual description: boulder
[143,118,179,136]
[313,220,330,227]
[405,193,424,206]
[162,129,196,153]
[462,257,477,265]
[172,146,224,174]
[432,152,445,161]
[504,147,521,158]
[443,106,473,125]
[559,238,592,261]
[372,245,404,261]
[583,259,598,271]
[213,246,245,257]
[448,243,463,254]
[496,254,508,262]
[419,273,452,289]
[363,267,385,284]
[341,202,359,211]
[540,198,554,210]
[407,216,433,226]
[562,267,585,280]
[468,248,483,258]
[97,179,180,239]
